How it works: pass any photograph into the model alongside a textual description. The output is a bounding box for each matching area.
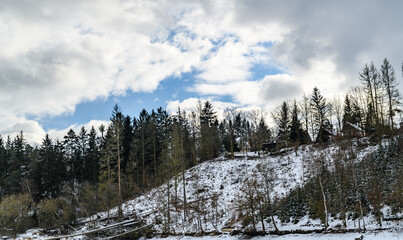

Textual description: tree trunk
[117,127,122,217]
[142,131,145,186]
[318,176,328,230]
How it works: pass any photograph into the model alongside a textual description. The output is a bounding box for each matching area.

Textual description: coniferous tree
[289,100,308,144]
[381,58,400,130]
[138,109,151,187]
[199,101,219,162]
[311,87,331,142]
[84,126,100,184]
[255,117,271,149]
[6,132,27,195]
[343,95,354,124]
[276,101,290,140]
[109,104,124,216]
[0,136,7,198]
[63,129,77,188]
[37,135,64,198]
[300,94,312,137]
[156,107,170,183]
[75,127,88,183]
[360,62,383,134]
[121,116,133,179]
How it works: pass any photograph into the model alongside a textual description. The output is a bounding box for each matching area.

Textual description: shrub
[37,198,75,233]
[0,194,36,235]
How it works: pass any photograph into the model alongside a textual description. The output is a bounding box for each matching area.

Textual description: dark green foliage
[274,101,290,140]
[381,58,400,130]
[36,135,65,198]
[276,186,308,222]
[0,136,6,198]
[311,87,331,143]
[0,80,402,235]
[275,137,403,227]
[289,100,310,144]
[255,117,271,148]
[84,127,100,183]
[199,101,220,162]
[343,95,362,126]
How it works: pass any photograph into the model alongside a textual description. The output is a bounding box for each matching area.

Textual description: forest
[0,59,402,236]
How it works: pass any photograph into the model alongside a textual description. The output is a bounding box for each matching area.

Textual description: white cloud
[166,97,237,121]
[47,119,110,142]
[1,0,403,144]
[0,0,215,143]
[0,118,46,145]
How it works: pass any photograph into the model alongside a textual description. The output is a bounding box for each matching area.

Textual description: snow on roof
[345,121,364,132]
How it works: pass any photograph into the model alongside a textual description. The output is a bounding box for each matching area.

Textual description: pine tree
[255,117,271,149]
[311,87,330,142]
[138,109,151,187]
[121,115,133,177]
[0,136,6,198]
[84,126,100,183]
[6,132,27,195]
[37,135,64,198]
[381,58,400,130]
[75,127,88,183]
[289,100,302,143]
[108,104,124,216]
[278,101,290,139]
[343,95,353,124]
[63,129,77,187]
[360,62,382,132]
[199,101,219,162]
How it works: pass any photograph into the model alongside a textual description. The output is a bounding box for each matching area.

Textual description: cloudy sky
[1,0,402,144]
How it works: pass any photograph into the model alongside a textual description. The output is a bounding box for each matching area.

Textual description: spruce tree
[0,136,5,198]
[63,129,77,187]
[256,117,271,149]
[311,87,330,142]
[289,100,302,143]
[38,135,64,198]
[199,101,219,161]
[381,58,400,130]
[84,126,100,183]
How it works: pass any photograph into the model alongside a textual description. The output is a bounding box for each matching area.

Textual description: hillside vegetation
[1,58,403,238]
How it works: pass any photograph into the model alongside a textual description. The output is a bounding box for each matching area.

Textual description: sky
[0,0,402,144]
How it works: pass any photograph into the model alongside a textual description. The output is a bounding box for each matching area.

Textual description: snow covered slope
[17,140,402,239]
[89,141,399,234]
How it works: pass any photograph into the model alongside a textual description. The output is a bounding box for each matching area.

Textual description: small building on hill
[316,128,334,143]
[262,133,288,152]
[342,121,365,138]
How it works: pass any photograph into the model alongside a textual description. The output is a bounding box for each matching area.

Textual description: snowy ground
[102,141,383,234]
[14,140,402,239]
[149,230,403,240]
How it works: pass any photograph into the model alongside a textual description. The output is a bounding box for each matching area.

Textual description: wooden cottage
[342,121,365,138]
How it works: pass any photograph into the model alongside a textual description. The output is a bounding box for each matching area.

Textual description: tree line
[0,58,402,235]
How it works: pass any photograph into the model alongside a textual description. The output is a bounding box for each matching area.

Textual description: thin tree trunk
[153,130,157,186]
[352,164,365,232]
[318,176,328,230]
[181,125,187,223]
[117,126,122,217]
[142,131,145,186]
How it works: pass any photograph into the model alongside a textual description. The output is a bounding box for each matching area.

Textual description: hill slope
[85,140,400,233]
[17,139,403,239]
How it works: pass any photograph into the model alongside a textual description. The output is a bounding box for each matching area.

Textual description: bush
[37,198,75,233]
[79,182,101,217]
[0,194,37,235]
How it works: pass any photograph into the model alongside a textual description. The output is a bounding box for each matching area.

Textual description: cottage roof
[345,121,364,132]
